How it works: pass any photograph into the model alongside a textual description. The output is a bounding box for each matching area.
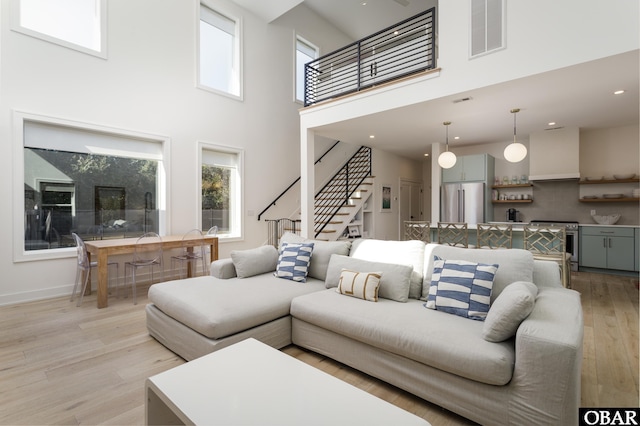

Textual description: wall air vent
[545,126,565,131]
[452,97,473,104]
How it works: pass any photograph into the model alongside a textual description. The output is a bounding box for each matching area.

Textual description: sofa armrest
[510,287,583,425]
[210,258,237,279]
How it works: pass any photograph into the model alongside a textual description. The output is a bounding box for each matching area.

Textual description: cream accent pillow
[336,269,381,302]
[482,281,538,342]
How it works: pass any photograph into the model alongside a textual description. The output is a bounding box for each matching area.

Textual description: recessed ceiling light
[548,122,556,126]
[361,2,367,5]
[614,90,625,95]
[454,136,460,140]
[369,135,375,139]
[424,153,429,157]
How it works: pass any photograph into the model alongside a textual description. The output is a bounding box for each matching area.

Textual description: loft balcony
[303,8,436,107]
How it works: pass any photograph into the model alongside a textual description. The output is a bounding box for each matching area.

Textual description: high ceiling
[232,0,639,159]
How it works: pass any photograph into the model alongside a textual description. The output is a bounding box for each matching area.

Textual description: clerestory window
[198,3,242,98]
[12,0,107,58]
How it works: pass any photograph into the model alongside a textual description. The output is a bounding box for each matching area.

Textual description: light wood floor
[0,271,637,425]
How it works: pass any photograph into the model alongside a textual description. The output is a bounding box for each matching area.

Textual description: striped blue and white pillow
[274,242,314,282]
[425,258,498,320]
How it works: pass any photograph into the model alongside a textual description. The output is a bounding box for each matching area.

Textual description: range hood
[528,127,580,181]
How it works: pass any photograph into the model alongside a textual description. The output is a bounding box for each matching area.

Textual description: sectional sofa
[145,234,583,425]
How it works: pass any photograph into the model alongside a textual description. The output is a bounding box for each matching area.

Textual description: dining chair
[205,226,218,264]
[437,222,469,248]
[404,221,430,243]
[523,225,571,288]
[70,232,119,307]
[170,229,207,279]
[124,232,164,305]
[476,223,512,249]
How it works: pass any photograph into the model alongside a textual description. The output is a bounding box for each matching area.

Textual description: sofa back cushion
[230,245,279,278]
[279,232,351,281]
[349,239,425,299]
[421,244,534,303]
[325,254,412,302]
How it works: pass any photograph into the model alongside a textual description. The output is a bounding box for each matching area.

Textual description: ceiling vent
[452,97,473,104]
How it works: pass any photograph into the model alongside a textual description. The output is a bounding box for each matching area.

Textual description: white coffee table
[146,338,431,425]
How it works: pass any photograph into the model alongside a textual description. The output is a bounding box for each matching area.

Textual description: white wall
[0,0,353,305]
[369,148,424,240]
[580,125,640,178]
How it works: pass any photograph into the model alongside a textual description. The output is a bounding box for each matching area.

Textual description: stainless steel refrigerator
[440,182,485,224]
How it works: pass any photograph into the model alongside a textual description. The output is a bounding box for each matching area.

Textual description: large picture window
[198,3,242,98]
[12,0,107,58]
[16,114,168,259]
[200,143,243,239]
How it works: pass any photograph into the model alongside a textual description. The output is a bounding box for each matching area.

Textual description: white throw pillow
[483,281,538,342]
[336,269,381,302]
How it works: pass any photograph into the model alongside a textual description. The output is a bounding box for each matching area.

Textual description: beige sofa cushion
[148,275,326,339]
[279,232,351,281]
[422,244,534,303]
[325,254,412,302]
[230,245,278,278]
[291,290,515,386]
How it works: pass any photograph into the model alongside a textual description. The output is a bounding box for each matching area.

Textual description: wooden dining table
[85,235,218,308]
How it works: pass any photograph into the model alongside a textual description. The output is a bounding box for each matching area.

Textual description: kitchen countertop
[579,223,639,228]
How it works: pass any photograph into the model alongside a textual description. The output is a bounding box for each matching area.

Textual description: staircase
[314,177,373,240]
[262,145,373,246]
[313,146,373,240]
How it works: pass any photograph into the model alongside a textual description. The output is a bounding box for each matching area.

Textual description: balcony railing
[303,8,436,107]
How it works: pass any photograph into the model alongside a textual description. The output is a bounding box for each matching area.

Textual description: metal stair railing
[257,140,340,221]
[304,8,436,106]
[314,146,372,238]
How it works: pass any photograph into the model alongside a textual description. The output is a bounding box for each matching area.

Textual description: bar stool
[70,232,119,307]
[437,222,470,248]
[404,221,430,243]
[476,223,512,249]
[524,225,571,288]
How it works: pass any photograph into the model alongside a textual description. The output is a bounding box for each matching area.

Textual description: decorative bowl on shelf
[613,173,635,180]
[602,193,624,199]
[584,176,603,181]
[591,214,620,225]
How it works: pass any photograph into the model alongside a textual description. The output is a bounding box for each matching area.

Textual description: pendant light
[438,121,457,169]
[504,108,527,163]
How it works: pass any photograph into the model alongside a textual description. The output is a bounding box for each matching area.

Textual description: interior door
[400,180,423,235]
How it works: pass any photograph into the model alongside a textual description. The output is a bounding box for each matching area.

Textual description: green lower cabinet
[580,226,636,271]
[636,228,639,272]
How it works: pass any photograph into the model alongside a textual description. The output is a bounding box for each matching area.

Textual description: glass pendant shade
[504,108,527,163]
[438,151,457,168]
[504,142,527,163]
[438,121,457,169]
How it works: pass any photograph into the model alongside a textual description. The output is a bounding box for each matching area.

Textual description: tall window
[470,0,504,57]
[17,115,167,258]
[200,144,243,239]
[198,3,242,98]
[12,0,107,58]
[296,37,318,103]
